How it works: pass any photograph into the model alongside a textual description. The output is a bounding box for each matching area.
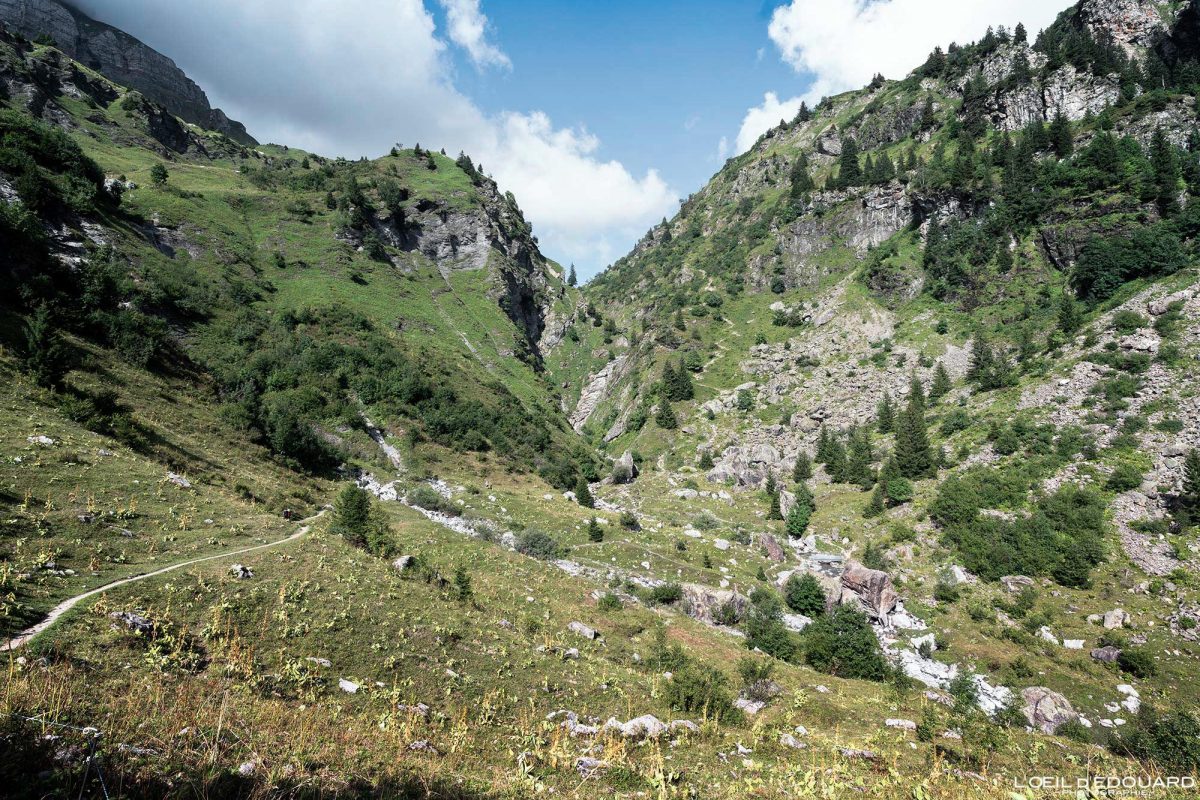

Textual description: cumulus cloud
[437,0,511,70]
[734,91,806,154]
[72,0,675,276]
[731,0,1063,155]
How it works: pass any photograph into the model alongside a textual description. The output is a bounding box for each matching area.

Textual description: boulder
[108,611,153,634]
[1103,609,1131,630]
[680,583,749,625]
[567,621,601,641]
[1021,687,1078,734]
[229,564,253,579]
[840,561,899,620]
[759,533,786,562]
[605,714,667,739]
[392,555,415,572]
[1091,646,1122,663]
[612,450,638,484]
[1000,575,1034,594]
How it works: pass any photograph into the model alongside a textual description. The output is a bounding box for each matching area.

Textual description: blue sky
[78,0,1063,279]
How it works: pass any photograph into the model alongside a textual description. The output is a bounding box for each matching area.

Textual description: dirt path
[1,512,323,652]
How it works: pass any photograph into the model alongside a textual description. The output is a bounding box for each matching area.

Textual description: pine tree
[568,263,578,287]
[699,450,715,470]
[920,96,936,129]
[967,335,996,384]
[929,363,952,400]
[588,517,603,542]
[575,476,595,508]
[1014,22,1027,44]
[792,452,812,482]
[22,306,70,388]
[765,472,778,497]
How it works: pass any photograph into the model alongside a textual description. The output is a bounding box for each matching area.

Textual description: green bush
[663,660,740,722]
[644,582,683,606]
[1117,647,1157,678]
[406,485,461,516]
[1112,707,1200,772]
[803,604,887,681]
[784,573,826,617]
[1106,462,1144,492]
[515,529,566,560]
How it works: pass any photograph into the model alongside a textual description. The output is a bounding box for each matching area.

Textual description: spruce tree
[908,372,927,414]
[894,393,935,480]
[1184,449,1200,502]
[765,472,778,497]
[786,483,815,537]
[846,428,875,489]
[1150,127,1181,218]
[929,363,952,400]
[792,452,813,482]
[655,400,678,430]
[767,491,783,520]
[1048,111,1073,159]
[877,394,896,433]
[837,136,862,187]
[825,438,848,483]
[588,517,603,542]
[22,306,70,388]
[568,263,578,287]
[575,476,595,508]
[699,450,715,470]
[815,427,833,463]
[790,152,814,198]
[864,482,886,518]
[1058,291,1083,334]
[1014,22,1027,44]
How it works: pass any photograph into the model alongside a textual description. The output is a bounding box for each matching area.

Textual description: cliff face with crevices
[0,0,255,144]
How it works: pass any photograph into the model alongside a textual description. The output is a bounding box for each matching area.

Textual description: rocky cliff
[0,0,255,144]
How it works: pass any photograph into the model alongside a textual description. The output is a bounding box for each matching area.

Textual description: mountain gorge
[2,1,1200,798]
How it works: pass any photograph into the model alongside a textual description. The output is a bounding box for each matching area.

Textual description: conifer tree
[768,490,783,520]
[846,428,875,489]
[825,437,848,483]
[786,483,815,537]
[1049,111,1073,159]
[929,363,952,400]
[908,372,927,414]
[575,476,595,508]
[568,263,578,287]
[815,427,833,463]
[588,517,603,542]
[837,136,862,187]
[699,450,715,470]
[894,391,935,480]
[877,394,896,433]
[864,482,886,518]
[655,400,678,430]
[1151,127,1181,218]
[1058,291,1083,334]
[765,472,778,498]
[22,306,70,388]
[792,452,813,482]
[790,152,814,198]
[1184,449,1200,502]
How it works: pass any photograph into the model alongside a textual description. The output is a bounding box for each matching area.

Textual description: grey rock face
[840,561,899,621]
[0,0,255,144]
[680,583,749,626]
[1021,687,1079,734]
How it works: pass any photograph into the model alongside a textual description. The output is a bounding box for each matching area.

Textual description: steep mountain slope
[3,2,1200,798]
[0,0,256,145]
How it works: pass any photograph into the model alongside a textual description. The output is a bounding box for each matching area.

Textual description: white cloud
[731,0,1063,155]
[734,91,805,154]
[437,0,511,70]
[71,0,674,276]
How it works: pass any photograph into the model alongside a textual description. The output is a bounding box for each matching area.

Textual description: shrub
[744,588,798,661]
[1110,310,1149,335]
[784,573,827,617]
[1057,719,1093,743]
[619,510,640,530]
[406,485,461,516]
[598,593,622,611]
[803,604,887,681]
[1106,463,1144,492]
[515,529,566,560]
[1117,647,1157,678]
[663,660,740,722]
[645,583,683,606]
[1112,707,1200,772]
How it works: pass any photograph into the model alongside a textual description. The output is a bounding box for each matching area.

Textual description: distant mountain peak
[0,0,256,145]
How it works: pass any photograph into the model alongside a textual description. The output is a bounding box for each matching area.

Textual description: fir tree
[792,452,812,482]
[575,476,595,508]
[790,152,814,198]
[1151,127,1181,218]
[825,437,848,483]
[588,517,603,542]
[568,263,578,287]
[1184,449,1200,502]
[929,363,952,400]
[699,450,715,470]
[908,372,927,414]
[1014,22,1027,44]
[920,96,936,129]
[815,427,833,463]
